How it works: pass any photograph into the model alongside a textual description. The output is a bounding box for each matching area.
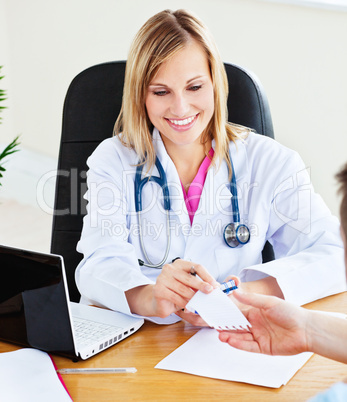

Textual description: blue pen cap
[220,279,237,295]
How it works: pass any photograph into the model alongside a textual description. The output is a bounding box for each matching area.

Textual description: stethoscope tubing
[229,155,240,223]
[135,152,250,267]
[138,209,171,269]
[135,158,170,213]
[135,157,171,268]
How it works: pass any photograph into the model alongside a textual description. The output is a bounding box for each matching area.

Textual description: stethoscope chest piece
[224,223,250,248]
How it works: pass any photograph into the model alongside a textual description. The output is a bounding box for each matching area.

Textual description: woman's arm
[240,276,284,299]
[306,309,347,363]
[218,290,347,364]
[238,139,345,306]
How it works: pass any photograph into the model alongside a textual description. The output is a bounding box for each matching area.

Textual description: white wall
[1,0,347,215]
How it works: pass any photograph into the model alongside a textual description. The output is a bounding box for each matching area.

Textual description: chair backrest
[51,61,275,302]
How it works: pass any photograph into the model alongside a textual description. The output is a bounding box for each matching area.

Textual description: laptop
[0,245,144,360]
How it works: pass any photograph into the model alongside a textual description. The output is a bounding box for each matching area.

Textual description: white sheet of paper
[155,328,312,388]
[185,288,251,330]
[0,349,71,402]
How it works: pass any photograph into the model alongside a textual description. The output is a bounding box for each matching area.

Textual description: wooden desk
[1,293,347,401]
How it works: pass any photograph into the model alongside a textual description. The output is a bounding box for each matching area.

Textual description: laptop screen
[0,245,76,357]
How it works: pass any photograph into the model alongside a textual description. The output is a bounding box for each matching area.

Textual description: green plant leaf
[0,136,21,162]
[0,67,19,186]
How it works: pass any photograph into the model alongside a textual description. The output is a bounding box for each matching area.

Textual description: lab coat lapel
[192,137,249,227]
[192,154,230,227]
[152,129,191,229]
[229,136,248,183]
[227,137,249,223]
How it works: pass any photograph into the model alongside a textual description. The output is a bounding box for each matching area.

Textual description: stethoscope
[135,153,250,269]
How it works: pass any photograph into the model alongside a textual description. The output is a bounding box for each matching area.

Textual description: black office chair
[51,61,275,302]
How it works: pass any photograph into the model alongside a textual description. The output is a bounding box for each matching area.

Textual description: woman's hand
[174,309,208,326]
[126,259,219,319]
[218,290,309,356]
[176,274,241,327]
[152,259,219,317]
[226,276,284,314]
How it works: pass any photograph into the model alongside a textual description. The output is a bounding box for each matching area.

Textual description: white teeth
[169,115,196,126]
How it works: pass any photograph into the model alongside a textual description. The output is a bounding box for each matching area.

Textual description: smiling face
[145,40,215,150]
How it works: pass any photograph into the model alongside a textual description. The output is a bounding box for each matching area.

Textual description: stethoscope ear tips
[223,223,250,248]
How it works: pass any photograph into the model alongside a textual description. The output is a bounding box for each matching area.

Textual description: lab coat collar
[152,128,170,171]
[152,129,249,181]
[151,127,181,183]
[210,135,249,184]
[150,128,249,228]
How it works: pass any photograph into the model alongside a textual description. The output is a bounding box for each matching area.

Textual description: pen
[185,279,238,315]
[57,367,137,374]
[220,279,238,295]
[189,267,238,294]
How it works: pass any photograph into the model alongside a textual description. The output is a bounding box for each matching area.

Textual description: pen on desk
[57,367,137,374]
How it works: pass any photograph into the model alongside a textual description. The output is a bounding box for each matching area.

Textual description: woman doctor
[75,9,345,325]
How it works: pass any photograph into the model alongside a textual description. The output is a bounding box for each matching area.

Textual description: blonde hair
[114,9,249,171]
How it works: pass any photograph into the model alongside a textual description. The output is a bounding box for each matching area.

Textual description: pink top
[181,148,214,224]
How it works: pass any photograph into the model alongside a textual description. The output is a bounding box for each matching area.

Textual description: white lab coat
[75,129,346,324]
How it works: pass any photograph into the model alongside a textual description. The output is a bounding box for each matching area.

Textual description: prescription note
[185,288,251,330]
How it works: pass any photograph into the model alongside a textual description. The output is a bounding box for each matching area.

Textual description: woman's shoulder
[87,135,138,168]
[230,132,305,182]
[236,131,299,161]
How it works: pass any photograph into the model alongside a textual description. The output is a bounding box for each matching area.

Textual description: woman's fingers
[179,266,215,293]
[152,286,189,317]
[175,309,209,327]
[189,262,219,289]
[223,275,241,288]
[218,331,261,353]
[154,259,220,316]
[159,264,197,300]
[154,276,191,306]
[232,289,277,310]
[170,260,219,293]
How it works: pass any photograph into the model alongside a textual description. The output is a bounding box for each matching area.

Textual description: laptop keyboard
[73,317,122,349]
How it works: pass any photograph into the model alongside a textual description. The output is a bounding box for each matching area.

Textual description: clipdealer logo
[100,218,260,240]
[35,166,312,236]
[272,167,312,234]
[36,168,87,215]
